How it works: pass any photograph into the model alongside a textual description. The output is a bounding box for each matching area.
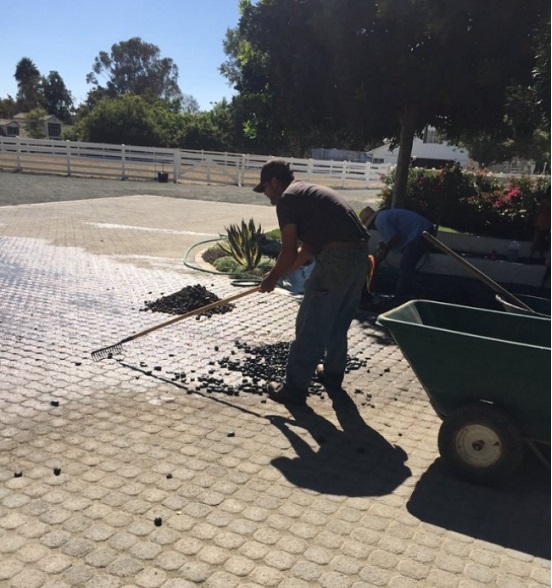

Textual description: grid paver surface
[0,175,549,587]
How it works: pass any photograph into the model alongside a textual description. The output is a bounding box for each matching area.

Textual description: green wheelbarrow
[495,293,551,317]
[377,300,551,485]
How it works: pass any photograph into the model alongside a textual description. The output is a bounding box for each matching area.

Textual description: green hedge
[379,164,551,240]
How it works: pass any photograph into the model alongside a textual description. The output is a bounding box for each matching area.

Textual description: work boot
[267,382,307,406]
[315,364,344,390]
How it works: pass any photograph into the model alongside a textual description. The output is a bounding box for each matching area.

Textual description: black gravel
[173,340,368,400]
[141,284,234,317]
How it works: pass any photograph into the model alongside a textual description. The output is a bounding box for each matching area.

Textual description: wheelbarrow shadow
[406,452,551,559]
[268,388,411,497]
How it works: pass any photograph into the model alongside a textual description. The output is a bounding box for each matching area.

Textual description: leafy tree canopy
[42,71,74,123]
[69,95,185,147]
[222,0,548,206]
[86,37,184,107]
[0,96,17,118]
[24,107,48,139]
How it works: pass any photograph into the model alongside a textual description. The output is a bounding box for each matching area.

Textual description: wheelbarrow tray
[495,293,551,317]
[376,300,551,441]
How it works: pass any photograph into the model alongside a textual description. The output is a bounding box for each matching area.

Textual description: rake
[91,286,261,361]
[422,231,534,311]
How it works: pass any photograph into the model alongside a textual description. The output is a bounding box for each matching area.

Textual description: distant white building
[367,127,470,168]
[312,127,472,169]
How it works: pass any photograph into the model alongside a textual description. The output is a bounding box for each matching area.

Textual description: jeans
[285,243,369,392]
[396,227,436,297]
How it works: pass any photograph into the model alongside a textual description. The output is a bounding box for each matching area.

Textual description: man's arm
[260,224,303,293]
[375,234,401,264]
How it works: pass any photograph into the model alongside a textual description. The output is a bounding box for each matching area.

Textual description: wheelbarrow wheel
[438,403,524,485]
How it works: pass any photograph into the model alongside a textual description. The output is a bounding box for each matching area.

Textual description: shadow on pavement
[268,388,411,497]
[406,452,551,560]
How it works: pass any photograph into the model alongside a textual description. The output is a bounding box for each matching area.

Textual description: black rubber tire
[438,403,524,485]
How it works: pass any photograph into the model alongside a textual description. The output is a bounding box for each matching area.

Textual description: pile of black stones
[141,284,234,317]
[173,340,368,400]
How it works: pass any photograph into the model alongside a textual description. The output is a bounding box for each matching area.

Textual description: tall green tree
[459,18,550,173]
[14,57,43,112]
[0,96,17,118]
[69,95,185,147]
[42,71,74,123]
[25,107,48,138]
[223,0,547,206]
[86,37,184,106]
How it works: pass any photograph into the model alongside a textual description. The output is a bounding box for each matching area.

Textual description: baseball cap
[253,159,293,193]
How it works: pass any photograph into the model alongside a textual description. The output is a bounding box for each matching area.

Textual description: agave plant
[219,218,263,271]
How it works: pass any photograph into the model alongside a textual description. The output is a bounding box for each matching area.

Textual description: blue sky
[0,0,242,111]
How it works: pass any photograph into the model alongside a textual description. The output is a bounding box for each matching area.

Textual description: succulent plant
[219,218,263,271]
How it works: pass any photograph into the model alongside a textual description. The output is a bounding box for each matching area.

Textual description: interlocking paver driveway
[0,173,549,587]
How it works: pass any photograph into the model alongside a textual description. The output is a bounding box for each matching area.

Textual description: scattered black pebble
[175,340,370,401]
[50,400,59,407]
[166,473,173,479]
[161,337,371,403]
[384,367,390,373]
[14,472,22,478]
[142,284,235,317]
[54,468,61,476]
[75,362,82,366]
[154,366,162,371]
[227,432,235,437]
[154,517,163,527]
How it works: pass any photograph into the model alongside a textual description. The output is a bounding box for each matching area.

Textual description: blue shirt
[373,209,433,251]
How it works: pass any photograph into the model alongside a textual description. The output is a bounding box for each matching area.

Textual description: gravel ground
[0,169,381,210]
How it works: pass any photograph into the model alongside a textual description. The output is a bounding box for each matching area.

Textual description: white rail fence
[0,137,391,189]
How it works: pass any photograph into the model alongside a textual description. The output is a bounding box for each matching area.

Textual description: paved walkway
[0,173,549,587]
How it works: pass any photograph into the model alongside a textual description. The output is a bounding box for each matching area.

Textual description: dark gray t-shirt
[276,181,368,252]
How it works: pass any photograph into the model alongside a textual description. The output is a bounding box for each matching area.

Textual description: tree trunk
[392,106,417,208]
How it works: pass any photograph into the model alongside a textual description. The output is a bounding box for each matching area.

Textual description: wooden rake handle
[121,285,262,344]
[92,285,263,360]
[422,232,533,312]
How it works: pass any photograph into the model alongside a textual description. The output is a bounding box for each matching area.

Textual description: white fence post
[239,154,246,187]
[121,145,126,179]
[307,159,314,181]
[173,149,179,183]
[66,140,72,175]
[16,137,22,171]
[341,161,348,189]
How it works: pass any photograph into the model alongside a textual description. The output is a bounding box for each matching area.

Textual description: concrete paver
[0,174,549,587]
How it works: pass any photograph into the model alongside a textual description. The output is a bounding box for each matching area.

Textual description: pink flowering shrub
[380,164,550,239]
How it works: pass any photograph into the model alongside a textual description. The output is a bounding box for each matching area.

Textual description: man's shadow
[269,387,411,496]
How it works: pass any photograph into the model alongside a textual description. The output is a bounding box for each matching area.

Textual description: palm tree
[14,57,43,111]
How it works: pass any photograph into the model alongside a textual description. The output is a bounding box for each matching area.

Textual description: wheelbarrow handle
[422,232,534,312]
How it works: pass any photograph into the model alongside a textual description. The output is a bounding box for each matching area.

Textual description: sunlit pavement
[0,176,549,588]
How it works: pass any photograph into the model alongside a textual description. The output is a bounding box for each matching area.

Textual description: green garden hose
[183,237,262,287]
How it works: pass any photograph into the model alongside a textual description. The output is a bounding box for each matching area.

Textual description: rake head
[91,343,124,361]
